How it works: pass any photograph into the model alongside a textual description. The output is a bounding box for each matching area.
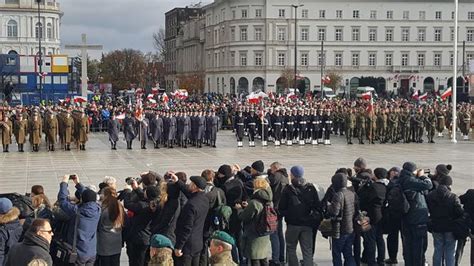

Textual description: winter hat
[331,173,348,192]
[403,162,417,173]
[211,230,236,246]
[388,166,401,175]
[354,157,367,169]
[439,175,453,187]
[374,168,388,180]
[0,198,13,215]
[217,164,233,179]
[290,166,304,179]
[141,171,161,186]
[145,185,160,200]
[150,234,174,249]
[251,160,265,173]
[81,189,97,203]
[436,164,452,176]
[190,176,207,190]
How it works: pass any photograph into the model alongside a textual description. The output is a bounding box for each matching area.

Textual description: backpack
[385,182,410,217]
[255,199,278,237]
[295,184,323,226]
[211,189,232,231]
[0,193,34,219]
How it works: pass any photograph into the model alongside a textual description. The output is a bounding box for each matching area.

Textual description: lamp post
[36,0,43,102]
[452,0,458,143]
[292,4,303,93]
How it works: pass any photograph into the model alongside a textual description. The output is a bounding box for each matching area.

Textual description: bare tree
[152,28,166,61]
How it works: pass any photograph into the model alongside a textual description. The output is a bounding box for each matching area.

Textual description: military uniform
[436,109,446,137]
[425,111,436,143]
[151,113,164,149]
[28,114,42,152]
[272,110,283,146]
[76,113,89,150]
[387,111,399,144]
[460,109,471,140]
[234,112,245,147]
[1,117,13,152]
[399,110,411,143]
[123,115,136,149]
[376,111,387,143]
[62,113,75,150]
[366,111,376,144]
[108,116,120,150]
[208,112,219,147]
[356,111,366,144]
[246,111,257,147]
[13,116,28,152]
[45,114,59,151]
[345,111,355,144]
[138,116,150,149]
[322,110,333,145]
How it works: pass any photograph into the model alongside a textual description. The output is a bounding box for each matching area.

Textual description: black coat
[5,231,52,266]
[175,190,209,256]
[426,185,464,233]
[203,184,226,238]
[151,197,180,244]
[358,181,386,224]
[123,189,153,246]
[460,189,474,231]
[279,183,321,227]
[268,168,289,210]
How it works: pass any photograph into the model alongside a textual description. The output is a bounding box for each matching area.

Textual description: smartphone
[424,169,431,174]
[69,174,77,180]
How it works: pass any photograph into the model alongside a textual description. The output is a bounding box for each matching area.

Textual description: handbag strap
[72,208,80,252]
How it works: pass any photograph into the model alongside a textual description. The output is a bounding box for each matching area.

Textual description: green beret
[150,234,174,249]
[211,231,235,246]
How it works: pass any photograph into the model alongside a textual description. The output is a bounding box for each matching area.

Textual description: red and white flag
[162,92,169,103]
[73,96,87,103]
[247,91,268,104]
[419,92,428,100]
[411,90,419,100]
[440,87,452,100]
[361,91,371,100]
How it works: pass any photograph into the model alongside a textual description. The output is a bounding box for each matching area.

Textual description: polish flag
[440,87,452,100]
[147,94,154,100]
[116,113,126,120]
[151,87,159,94]
[361,91,371,100]
[73,96,87,103]
[247,91,268,104]
[162,92,169,103]
[419,92,428,100]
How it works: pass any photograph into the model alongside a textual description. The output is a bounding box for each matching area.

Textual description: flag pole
[452,0,458,143]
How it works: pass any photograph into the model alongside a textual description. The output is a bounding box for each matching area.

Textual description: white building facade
[202,0,474,96]
[0,0,62,55]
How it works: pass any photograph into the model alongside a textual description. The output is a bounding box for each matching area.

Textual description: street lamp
[292,4,303,93]
[36,0,43,102]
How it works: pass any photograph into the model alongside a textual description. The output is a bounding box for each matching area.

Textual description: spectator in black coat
[5,219,53,266]
[172,174,210,266]
[268,162,289,265]
[150,181,180,244]
[457,189,474,266]
[0,198,23,266]
[384,166,402,265]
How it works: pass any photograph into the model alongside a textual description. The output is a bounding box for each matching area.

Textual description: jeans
[375,223,386,264]
[75,256,95,266]
[270,216,285,263]
[433,232,456,266]
[96,254,120,266]
[285,224,314,266]
[353,232,361,266]
[126,242,148,266]
[361,225,377,266]
[332,233,356,266]
[401,223,428,266]
[386,228,400,260]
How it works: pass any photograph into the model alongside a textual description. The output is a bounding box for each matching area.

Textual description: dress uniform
[45,113,59,151]
[260,113,270,146]
[181,112,191,148]
[322,109,333,145]
[435,109,446,137]
[366,110,376,144]
[246,110,257,147]
[123,113,137,149]
[29,112,42,152]
[460,108,471,140]
[272,109,283,146]
[1,116,13,152]
[399,110,410,143]
[168,112,177,148]
[234,111,245,147]
[208,111,219,148]
[284,109,295,146]
[13,114,28,152]
[151,112,164,149]
[77,111,89,150]
[63,112,75,151]
[107,114,120,150]
[345,109,356,144]
[297,109,308,145]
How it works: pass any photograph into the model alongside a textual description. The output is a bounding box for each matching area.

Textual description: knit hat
[354,157,367,169]
[402,162,417,173]
[251,160,265,173]
[145,185,160,200]
[217,165,233,179]
[150,234,174,249]
[439,175,453,186]
[0,198,13,215]
[374,168,388,180]
[436,164,452,176]
[211,230,236,246]
[190,176,207,190]
[290,166,304,179]
[388,166,401,175]
[81,189,97,203]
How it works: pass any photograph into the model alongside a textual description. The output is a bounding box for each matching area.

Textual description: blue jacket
[58,182,101,261]
[398,169,433,225]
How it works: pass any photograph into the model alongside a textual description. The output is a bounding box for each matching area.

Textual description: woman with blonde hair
[151,181,181,244]
[96,187,125,266]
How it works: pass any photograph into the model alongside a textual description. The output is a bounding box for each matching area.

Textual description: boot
[51,144,55,151]
[3,145,6,152]
[34,144,39,152]
[111,143,115,150]
[141,141,146,149]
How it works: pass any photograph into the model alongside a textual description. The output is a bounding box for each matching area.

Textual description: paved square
[0,131,472,265]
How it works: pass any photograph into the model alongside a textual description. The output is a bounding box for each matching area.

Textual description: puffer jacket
[268,168,289,210]
[398,169,433,225]
[426,185,464,233]
[0,207,22,266]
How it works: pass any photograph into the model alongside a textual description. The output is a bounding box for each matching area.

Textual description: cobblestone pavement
[0,131,472,265]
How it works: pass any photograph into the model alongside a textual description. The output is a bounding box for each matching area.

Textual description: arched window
[7,20,18,37]
[5,0,20,4]
[35,22,43,39]
[47,23,52,39]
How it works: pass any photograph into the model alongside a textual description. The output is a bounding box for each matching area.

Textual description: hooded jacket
[268,168,289,210]
[327,174,358,235]
[358,180,386,225]
[5,231,52,266]
[0,207,22,266]
[279,181,321,227]
[426,185,464,233]
[398,169,433,225]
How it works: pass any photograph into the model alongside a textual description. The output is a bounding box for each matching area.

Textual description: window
[240,53,247,66]
[318,52,325,66]
[401,53,409,66]
[387,11,393,19]
[277,27,286,41]
[301,53,309,66]
[278,53,286,66]
[417,53,425,66]
[418,28,426,41]
[35,22,43,39]
[352,53,360,66]
[255,52,263,66]
[255,27,263,41]
[241,9,248,18]
[452,11,455,20]
[467,29,474,42]
[278,9,285,18]
[335,28,343,41]
[450,53,454,66]
[469,12,474,20]
[336,10,343,18]
[402,28,410,42]
[353,10,359,19]
[5,0,20,3]
[319,10,326,18]
[7,20,18,37]
[403,11,410,20]
[352,28,360,41]
[230,52,235,66]
[451,28,455,41]
[368,53,376,66]
[335,53,343,66]
[369,28,377,42]
[434,28,442,42]
[385,28,393,41]
[370,10,376,19]
[214,54,218,67]
[255,9,262,18]
[318,28,326,41]
[434,53,442,66]
[385,53,393,66]
[240,27,247,41]
[232,10,236,19]
[301,28,309,41]
[302,9,309,18]
[435,11,442,20]
[47,23,52,39]
[231,27,235,41]
[419,11,426,20]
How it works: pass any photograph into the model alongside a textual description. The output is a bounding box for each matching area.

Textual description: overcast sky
[61,0,210,58]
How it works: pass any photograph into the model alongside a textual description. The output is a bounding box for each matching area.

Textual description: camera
[424,169,431,174]
[69,174,77,180]
[126,177,142,185]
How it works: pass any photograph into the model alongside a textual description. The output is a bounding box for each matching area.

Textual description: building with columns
[195,0,474,96]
